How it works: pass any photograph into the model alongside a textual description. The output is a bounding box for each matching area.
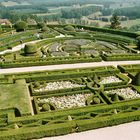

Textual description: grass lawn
[0,79,31,116]
[121,19,140,28]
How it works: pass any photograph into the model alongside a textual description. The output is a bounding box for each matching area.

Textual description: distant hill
[1,0,31,7]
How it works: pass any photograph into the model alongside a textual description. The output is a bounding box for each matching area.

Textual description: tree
[110,14,121,29]
[14,21,28,32]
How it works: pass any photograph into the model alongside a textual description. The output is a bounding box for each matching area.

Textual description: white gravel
[99,76,122,84]
[37,93,90,110]
[34,81,84,92]
[105,87,140,99]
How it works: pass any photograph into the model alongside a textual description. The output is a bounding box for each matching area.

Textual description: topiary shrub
[34,82,40,88]
[24,43,38,55]
[93,97,101,104]
[41,26,49,32]
[49,102,57,110]
[64,25,75,32]
[112,93,119,102]
[134,72,140,86]
[37,22,46,29]
[42,103,50,111]
[86,95,94,105]
[14,21,28,32]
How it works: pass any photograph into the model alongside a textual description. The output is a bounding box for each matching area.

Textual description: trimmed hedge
[75,24,140,38]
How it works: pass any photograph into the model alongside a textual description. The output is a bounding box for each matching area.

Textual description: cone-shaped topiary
[41,26,49,32]
[34,82,40,88]
[86,95,94,105]
[24,43,38,55]
[93,97,101,104]
[42,103,50,111]
[49,102,57,110]
[112,93,119,102]
[134,72,140,86]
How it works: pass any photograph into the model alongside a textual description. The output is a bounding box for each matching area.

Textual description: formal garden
[0,24,140,68]
[1,24,140,139]
[0,64,140,139]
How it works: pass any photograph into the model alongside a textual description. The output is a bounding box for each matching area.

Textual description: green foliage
[24,43,38,55]
[0,25,2,32]
[93,97,101,104]
[136,36,140,48]
[110,14,121,29]
[86,95,94,105]
[134,72,140,86]
[34,82,40,88]
[14,21,28,32]
[42,103,50,111]
[64,25,75,32]
[112,93,119,102]
[37,22,46,29]
[41,26,49,32]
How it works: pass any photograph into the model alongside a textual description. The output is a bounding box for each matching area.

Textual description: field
[121,19,140,28]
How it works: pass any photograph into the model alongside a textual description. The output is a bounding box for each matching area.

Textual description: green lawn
[0,79,31,116]
[121,19,140,28]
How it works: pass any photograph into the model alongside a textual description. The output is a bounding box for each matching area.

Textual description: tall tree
[110,14,121,29]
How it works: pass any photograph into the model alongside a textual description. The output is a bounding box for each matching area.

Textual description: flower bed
[99,76,122,84]
[37,93,91,110]
[105,87,140,99]
[34,81,84,92]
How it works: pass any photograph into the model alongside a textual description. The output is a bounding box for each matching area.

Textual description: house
[0,19,12,26]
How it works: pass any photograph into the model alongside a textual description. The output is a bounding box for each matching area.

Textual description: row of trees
[114,6,140,20]
[61,6,102,19]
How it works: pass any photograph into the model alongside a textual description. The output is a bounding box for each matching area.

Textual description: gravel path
[0,60,140,74]
[40,121,140,140]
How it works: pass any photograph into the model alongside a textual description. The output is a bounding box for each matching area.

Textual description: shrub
[93,97,101,104]
[41,26,49,32]
[37,22,46,29]
[134,72,140,86]
[64,25,75,32]
[24,44,38,55]
[136,36,140,48]
[14,21,28,32]
[34,82,40,88]
[42,103,50,111]
[112,93,119,102]
[86,95,93,105]
[49,103,57,110]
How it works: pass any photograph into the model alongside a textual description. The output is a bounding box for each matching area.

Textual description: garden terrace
[0,66,140,139]
[0,24,140,68]
[118,64,140,73]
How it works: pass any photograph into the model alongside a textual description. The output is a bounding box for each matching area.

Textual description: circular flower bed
[37,93,91,110]
[99,76,122,84]
[34,81,84,92]
[105,87,140,99]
